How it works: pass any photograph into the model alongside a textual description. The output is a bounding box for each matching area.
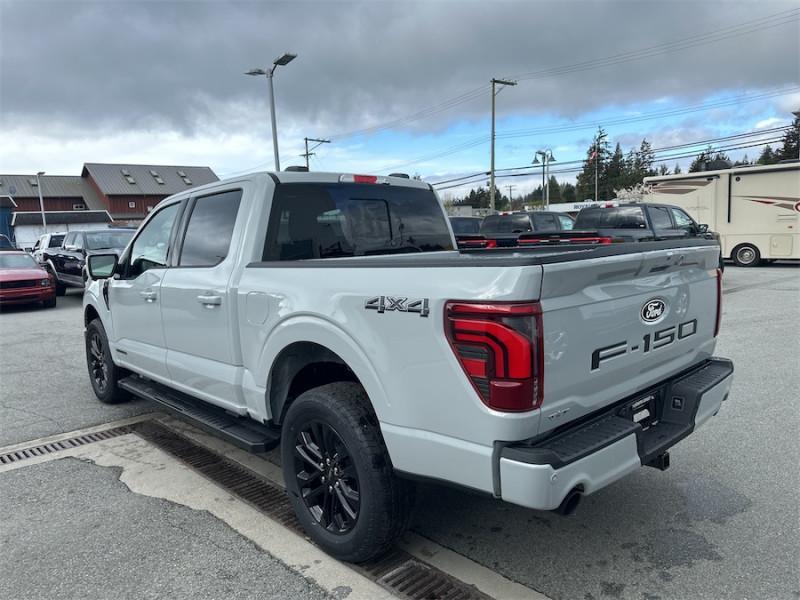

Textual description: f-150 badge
[365,296,430,317]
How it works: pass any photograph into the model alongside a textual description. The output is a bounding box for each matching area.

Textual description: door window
[671,208,695,230]
[179,189,242,266]
[127,203,180,278]
[558,215,574,230]
[63,232,76,248]
[649,206,673,229]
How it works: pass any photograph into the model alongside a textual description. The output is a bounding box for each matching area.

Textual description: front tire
[85,319,130,404]
[42,296,57,308]
[281,382,413,563]
[732,243,761,267]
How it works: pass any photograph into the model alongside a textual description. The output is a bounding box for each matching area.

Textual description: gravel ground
[410,264,800,600]
[0,458,331,600]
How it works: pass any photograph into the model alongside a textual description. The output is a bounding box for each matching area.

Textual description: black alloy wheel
[88,330,109,395]
[294,421,360,534]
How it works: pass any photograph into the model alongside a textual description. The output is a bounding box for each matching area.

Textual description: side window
[179,189,242,267]
[649,206,673,229]
[533,213,559,231]
[558,215,574,230]
[73,234,85,250]
[127,203,180,278]
[609,207,646,229]
[671,208,695,230]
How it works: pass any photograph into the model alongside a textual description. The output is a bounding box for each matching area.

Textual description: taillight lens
[714,268,722,337]
[445,301,544,412]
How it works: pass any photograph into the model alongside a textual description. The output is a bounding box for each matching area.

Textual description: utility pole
[506,184,515,209]
[301,137,331,169]
[490,78,517,213]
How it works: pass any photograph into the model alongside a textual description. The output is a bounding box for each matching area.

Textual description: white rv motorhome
[644,162,799,266]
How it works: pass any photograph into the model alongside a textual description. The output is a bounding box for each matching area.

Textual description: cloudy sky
[2,0,799,196]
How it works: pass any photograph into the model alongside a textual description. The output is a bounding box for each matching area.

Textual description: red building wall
[13,197,87,212]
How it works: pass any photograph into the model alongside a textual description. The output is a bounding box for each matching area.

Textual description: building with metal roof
[81,163,219,220]
[0,174,105,213]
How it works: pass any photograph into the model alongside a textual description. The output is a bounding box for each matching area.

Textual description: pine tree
[673,163,682,175]
[634,139,657,180]
[605,143,626,195]
[774,117,799,161]
[547,175,562,203]
[658,164,670,176]
[689,146,715,172]
[561,182,577,203]
[757,145,776,165]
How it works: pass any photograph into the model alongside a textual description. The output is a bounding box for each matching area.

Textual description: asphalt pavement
[1,265,798,600]
[0,290,154,446]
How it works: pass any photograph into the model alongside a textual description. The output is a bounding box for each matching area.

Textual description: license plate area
[617,391,660,430]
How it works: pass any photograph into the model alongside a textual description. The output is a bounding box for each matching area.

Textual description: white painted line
[0,431,394,600]
[162,416,551,600]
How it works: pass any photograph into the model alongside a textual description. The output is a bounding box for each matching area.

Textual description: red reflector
[486,239,497,248]
[353,175,378,183]
[445,301,544,412]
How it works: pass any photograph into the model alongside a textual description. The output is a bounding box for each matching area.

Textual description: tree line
[451,117,799,208]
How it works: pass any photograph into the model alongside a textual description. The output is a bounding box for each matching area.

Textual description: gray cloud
[2,0,798,140]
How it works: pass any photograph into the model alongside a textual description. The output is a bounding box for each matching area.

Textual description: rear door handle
[197,293,222,307]
[139,290,157,302]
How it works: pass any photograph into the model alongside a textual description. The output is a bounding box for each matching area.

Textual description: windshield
[0,254,39,269]
[450,217,482,235]
[48,234,65,248]
[264,183,454,260]
[85,230,134,250]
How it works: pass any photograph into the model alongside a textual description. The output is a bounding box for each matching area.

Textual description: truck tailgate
[538,244,721,435]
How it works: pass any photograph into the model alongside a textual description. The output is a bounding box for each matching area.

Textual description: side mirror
[87,254,118,279]
[697,224,709,233]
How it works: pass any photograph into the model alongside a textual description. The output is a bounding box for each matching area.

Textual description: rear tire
[732,244,761,267]
[42,296,56,308]
[281,382,414,563]
[85,319,130,404]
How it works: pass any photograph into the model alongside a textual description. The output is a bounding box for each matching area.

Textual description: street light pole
[35,171,47,231]
[534,149,556,209]
[490,78,517,212]
[246,52,297,172]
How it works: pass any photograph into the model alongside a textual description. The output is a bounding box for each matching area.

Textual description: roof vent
[121,169,136,184]
[29,178,38,186]
[177,170,187,177]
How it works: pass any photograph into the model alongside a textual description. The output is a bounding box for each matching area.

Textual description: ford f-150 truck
[83,171,733,562]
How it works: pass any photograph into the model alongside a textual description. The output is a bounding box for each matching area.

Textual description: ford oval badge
[641,298,667,323]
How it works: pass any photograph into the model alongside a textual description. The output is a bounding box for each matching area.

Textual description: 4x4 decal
[365,296,430,317]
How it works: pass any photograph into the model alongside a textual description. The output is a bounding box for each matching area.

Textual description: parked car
[32,232,67,263]
[0,251,56,308]
[43,229,134,295]
[479,211,575,246]
[573,202,723,269]
[84,171,732,563]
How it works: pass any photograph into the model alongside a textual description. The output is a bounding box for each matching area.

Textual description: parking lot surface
[1,265,798,600]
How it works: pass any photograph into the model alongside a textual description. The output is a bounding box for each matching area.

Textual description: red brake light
[445,301,544,412]
[714,268,722,337]
[353,174,378,183]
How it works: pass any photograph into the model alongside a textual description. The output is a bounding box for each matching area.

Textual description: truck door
[108,201,181,380]
[160,188,244,411]
[648,205,686,240]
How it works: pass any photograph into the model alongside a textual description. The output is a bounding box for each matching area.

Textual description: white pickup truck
[83,171,733,562]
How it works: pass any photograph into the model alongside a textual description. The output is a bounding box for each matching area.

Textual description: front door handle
[197,293,222,307]
[139,290,157,302]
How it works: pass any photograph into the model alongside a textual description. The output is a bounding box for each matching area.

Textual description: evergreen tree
[575,127,610,201]
[561,182,577,203]
[774,117,799,161]
[546,175,562,203]
[634,139,657,180]
[673,163,682,175]
[689,146,715,172]
[605,143,626,194]
[757,145,776,165]
[658,164,670,176]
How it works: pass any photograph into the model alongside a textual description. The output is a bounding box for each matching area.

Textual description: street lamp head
[273,53,297,66]
[245,68,267,76]
[549,153,557,162]
[532,156,540,165]
[37,171,45,176]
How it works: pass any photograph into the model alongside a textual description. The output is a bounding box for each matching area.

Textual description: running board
[118,376,280,453]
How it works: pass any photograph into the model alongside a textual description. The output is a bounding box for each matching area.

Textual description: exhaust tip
[553,488,582,516]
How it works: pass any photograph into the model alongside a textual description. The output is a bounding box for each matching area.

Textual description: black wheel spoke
[292,419,360,535]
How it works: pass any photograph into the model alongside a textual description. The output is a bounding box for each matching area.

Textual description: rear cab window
[263,183,453,260]
[480,214,533,234]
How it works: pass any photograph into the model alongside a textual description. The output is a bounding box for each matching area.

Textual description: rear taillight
[444,301,544,412]
[714,268,722,337]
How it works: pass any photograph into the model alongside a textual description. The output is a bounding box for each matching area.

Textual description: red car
[0,251,57,308]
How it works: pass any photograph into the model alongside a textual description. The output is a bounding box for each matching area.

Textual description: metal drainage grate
[0,426,132,465]
[133,420,490,600]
